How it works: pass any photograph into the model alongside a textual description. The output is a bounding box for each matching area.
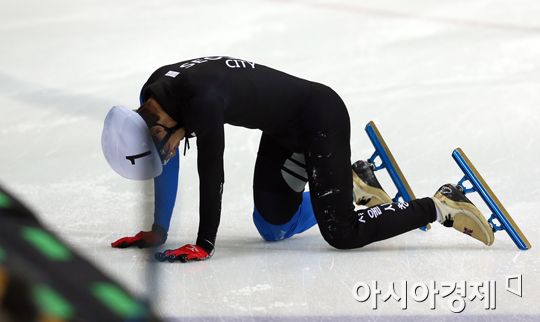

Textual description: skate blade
[453,148,531,250]
[365,121,417,201]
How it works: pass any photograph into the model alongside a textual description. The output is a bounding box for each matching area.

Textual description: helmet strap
[150,122,182,152]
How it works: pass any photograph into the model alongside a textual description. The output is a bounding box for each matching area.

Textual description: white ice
[1,0,540,321]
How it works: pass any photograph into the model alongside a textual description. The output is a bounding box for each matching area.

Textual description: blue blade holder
[452,148,530,250]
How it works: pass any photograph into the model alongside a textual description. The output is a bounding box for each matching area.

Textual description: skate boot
[352,160,393,207]
[432,184,494,246]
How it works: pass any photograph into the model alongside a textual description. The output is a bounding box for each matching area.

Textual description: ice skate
[352,160,393,207]
[432,184,494,246]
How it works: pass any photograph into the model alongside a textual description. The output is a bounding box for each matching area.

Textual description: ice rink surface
[1,0,540,320]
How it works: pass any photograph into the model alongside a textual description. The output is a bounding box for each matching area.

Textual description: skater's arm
[110,91,180,249]
[139,87,180,234]
[153,148,179,232]
[189,92,226,256]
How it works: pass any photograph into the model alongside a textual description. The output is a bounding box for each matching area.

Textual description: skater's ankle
[432,198,442,223]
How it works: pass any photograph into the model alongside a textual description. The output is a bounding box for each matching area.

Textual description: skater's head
[101,105,162,180]
[101,98,187,180]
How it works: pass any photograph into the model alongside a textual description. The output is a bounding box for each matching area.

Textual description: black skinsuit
[141,56,436,254]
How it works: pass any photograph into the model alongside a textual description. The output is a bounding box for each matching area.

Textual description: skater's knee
[253,207,284,241]
[321,231,367,250]
[326,239,351,250]
[253,195,317,242]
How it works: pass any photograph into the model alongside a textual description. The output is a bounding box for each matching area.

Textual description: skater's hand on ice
[111,231,164,248]
[154,244,212,263]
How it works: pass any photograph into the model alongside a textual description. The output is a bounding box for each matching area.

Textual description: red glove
[154,244,212,263]
[111,231,164,248]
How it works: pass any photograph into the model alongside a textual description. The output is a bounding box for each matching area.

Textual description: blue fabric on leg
[253,192,317,241]
[153,148,179,231]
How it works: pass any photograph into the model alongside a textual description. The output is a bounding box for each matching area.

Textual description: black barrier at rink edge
[0,183,162,322]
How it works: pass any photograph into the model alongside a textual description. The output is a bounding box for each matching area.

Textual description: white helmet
[101,106,162,180]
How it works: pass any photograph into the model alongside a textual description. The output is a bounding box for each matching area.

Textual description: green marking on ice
[0,246,5,262]
[0,191,10,208]
[91,282,145,318]
[21,226,71,261]
[33,284,75,320]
